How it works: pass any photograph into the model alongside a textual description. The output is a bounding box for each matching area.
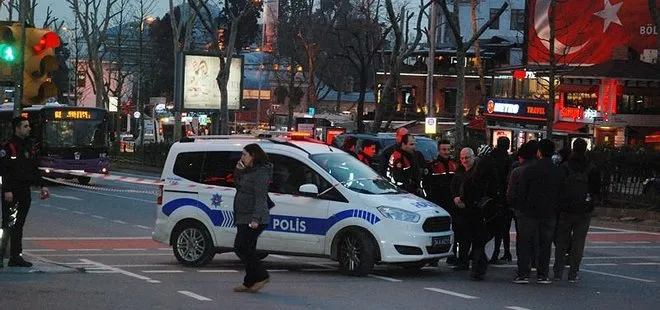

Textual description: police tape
[40,168,164,186]
[42,177,160,195]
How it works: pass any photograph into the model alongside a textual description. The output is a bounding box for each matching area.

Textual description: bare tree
[188,0,262,135]
[66,0,120,109]
[333,0,390,132]
[470,0,486,106]
[371,0,430,133]
[169,0,197,140]
[437,0,507,146]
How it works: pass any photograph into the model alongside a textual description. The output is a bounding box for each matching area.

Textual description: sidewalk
[592,207,660,233]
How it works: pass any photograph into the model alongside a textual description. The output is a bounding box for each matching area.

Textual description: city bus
[0,103,110,184]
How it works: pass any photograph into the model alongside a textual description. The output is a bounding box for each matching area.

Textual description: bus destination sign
[53,110,93,120]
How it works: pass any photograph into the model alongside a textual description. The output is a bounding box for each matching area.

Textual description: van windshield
[310,153,401,195]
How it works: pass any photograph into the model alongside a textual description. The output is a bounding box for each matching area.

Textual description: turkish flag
[528,0,658,65]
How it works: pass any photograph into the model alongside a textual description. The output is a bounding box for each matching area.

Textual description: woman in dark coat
[232,143,273,293]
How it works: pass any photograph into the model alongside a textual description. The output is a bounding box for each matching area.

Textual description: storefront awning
[645,131,660,143]
[557,84,598,93]
[553,122,587,133]
[467,118,485,130]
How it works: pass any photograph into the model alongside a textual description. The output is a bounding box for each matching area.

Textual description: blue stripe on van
[162,198,381,235]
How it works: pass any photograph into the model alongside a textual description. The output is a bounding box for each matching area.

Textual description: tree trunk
[546,0,556,138]
[454,47,466,146]
[356,68,368,133]
[471,0,487,105]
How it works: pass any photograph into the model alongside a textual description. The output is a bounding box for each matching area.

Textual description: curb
[591,219,660,233]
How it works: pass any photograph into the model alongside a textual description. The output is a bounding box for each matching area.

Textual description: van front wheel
[338,230,375,276]
[172,222,215,267]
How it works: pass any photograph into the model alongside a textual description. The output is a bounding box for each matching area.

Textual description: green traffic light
[0,44,16,63]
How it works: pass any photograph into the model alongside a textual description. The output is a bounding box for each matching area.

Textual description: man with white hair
[449,147,476,272]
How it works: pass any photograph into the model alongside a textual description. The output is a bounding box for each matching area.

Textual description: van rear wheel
[338,230,375,276]
[172,222,215,267]
[78,177,91,185]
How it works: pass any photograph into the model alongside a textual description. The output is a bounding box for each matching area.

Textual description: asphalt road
[1,172,659,310]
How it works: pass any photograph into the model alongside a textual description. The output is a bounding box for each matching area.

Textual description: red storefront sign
[560,106,583,120]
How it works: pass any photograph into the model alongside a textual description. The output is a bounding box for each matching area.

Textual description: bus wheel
[78,177,91,185]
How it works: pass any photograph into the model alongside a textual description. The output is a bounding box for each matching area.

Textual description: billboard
[183,54,243,111]
[528,0,657,65]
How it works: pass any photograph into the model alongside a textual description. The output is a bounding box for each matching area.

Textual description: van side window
[201,151,242,187]
[173,152,204,183]
[269,154,325,195]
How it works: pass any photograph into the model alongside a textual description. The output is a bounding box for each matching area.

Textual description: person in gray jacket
[232,143,273,293]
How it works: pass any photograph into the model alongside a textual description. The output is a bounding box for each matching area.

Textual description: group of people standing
[343,129,600,284]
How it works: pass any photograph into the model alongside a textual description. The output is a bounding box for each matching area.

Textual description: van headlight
[377,206,420,223]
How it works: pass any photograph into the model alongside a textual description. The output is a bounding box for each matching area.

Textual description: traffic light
[23,27,61,106]
[0,24,20,85]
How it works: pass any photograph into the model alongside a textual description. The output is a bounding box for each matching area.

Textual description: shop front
[483,98,593,152]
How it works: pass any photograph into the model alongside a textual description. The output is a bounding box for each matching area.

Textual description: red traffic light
[32,31,61,54]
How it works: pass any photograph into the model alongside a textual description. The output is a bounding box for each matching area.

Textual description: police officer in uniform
[0,116,49,268]
[387,134,424,197]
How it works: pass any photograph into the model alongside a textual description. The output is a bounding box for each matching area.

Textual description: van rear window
[173,152,204,183]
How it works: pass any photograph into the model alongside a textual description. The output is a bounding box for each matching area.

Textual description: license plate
[431,236,451,247]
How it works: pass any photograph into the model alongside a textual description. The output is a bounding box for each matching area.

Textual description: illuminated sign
[183,54,243,111]
[53,110,93,120]
[485,99,547,121]
[560,107,582,120]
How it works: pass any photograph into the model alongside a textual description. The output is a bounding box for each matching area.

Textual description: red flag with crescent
[528,0,658,65]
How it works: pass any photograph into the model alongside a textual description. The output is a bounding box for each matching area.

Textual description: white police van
[152,132,453,276]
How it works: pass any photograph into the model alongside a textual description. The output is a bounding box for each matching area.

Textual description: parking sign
[425,117,436,134]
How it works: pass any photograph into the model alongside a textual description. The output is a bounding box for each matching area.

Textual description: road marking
[24,249,56,252]
[197,270,239,273]
[66,186,154,203]
[585,246,660,249]
[368,275,402,282]
[50,193,83,201]
[92,215,107,220]
[582,256,660,260]
[55,207,69,211]
[266,269,289,272]
[25,237,151,240]
[506,307,531,310]
[67,249,102,252]
[590,226,660,235]
[424,288,478,299]
[142,270,184,273]
[73,211,86,215]
[584,263,617,266]
[113,248,147,251]
[158,248,170,251]
[80,259,161,283]
[300,269,336,272]
[624,241,651,244]
[178,291,212,301]
[581,268,656,283]
[590,241,616,244]
[86,270,117,274]
[112,220,128,224]
[26,253,171,257]
[40,204,52,207]
[627,262,660,266]
[268,254,290,259]
[134,225,152,229]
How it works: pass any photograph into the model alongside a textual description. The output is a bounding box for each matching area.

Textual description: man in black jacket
[514,139,564,284]
[490,137,513,263]
[553,138,600,282]
[1,117,50,268]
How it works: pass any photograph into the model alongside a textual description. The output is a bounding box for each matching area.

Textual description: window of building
[489,8,500,29]
[617,94,660,114]
[173,152,205,183]
[200,151,242,187]
[510,9,525,31]
[444,89,457,113]
[564,92,598,109]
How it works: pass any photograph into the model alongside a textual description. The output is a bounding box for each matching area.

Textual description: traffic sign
[425,117,436,134]
[133,111,141,119]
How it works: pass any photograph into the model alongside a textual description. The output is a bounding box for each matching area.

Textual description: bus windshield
[44,120,107,148]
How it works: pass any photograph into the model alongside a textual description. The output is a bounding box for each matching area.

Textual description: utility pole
[426,0,437,118]
[12,0,29,117]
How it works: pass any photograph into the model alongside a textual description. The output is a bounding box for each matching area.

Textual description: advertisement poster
[528,0,657,65]
[183,55,243,111]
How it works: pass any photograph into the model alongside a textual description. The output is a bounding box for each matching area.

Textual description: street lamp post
[138,17,154,163]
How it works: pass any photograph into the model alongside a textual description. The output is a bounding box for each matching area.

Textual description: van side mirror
[299,184,319,197]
